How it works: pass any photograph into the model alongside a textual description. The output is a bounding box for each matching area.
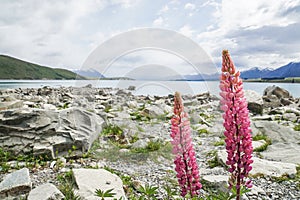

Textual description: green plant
[102,124,123,136]
[131,140,162,153]
[146,140,161,151]
[294,124,300,131]
[206,150,222,168]
[136,125,145,132]
[57,170,81,200]
[137,184,158,200]
[213,140,225,146]
[95,188,116,200]
[198,128,209,135]
[253,134,272,152]
[163,185,177,199]
[104,105,112,113]
[130,134,140,144]
[0,148,11,172]
[253,143,269,152]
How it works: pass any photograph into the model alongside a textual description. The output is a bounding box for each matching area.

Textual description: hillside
[0,55,85,80]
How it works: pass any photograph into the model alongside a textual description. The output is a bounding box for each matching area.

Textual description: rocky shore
[0,85,299,199]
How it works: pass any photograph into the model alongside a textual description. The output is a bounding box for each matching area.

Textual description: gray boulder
[142,105,165,118]
[0,168,32,198]
[263,85,291,99]
[244,90,263,115]
[263,86,293,108]
[28,183,65,200]
[73,168,127,200]
[0,108,105,158]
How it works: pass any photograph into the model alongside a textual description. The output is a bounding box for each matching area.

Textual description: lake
[0,80,299,97]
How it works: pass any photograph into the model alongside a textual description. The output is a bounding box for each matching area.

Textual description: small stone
[119,149,130,153]
[282,113,297,122]
[50,161,56,169]
[131,138,150,149]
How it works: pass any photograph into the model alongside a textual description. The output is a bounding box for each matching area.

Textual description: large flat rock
[0,107,105,158]
[253,121,300,143]
[217,150,297,177]
[28,183,65,200]
[73,168,127,200]
[202,175,228,192]
[261,143,300,164]
[0,168,32,198]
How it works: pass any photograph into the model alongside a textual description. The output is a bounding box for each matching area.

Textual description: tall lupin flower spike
[170,92,202,197]
[220,50,254,200]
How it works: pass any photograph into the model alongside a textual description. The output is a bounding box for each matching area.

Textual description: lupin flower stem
[170,92,202,197]
[220,50,254,200]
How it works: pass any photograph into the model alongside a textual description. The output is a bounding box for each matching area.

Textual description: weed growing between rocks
[95,188,117,199]
[252,134,272,152]
[294,124,300,131]
[0,148,50,173]
[57,170,81,200]
[213,140,225,146]
[101,124,139,149]
[206,150,223,169]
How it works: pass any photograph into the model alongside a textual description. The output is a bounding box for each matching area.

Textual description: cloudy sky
[1,0,300,77]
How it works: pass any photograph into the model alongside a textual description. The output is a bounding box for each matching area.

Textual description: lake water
[0,80,299,97]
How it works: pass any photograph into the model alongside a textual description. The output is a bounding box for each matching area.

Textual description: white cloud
[153,16,164,26]
[159,5,169,13]
[197,0,300,69]
[179,25,195,38]
[184,3,196,10]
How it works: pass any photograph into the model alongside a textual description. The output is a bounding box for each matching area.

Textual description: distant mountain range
[178,62,300,81]
[241,62,300,79]
[239,67,273,79]
[73,69,105,79]
[0,55,85,80]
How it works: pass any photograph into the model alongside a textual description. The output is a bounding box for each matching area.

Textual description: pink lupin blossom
[170,92,202,197]
[220,50,253,199]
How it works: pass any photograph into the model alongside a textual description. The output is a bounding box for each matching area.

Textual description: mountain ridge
[0,55,85,80]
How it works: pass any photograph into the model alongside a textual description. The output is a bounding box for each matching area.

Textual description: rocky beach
[0,84,299,200]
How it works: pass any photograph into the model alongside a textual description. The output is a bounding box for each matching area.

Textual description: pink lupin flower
[170,92,202,197]
[220,50,253,200]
